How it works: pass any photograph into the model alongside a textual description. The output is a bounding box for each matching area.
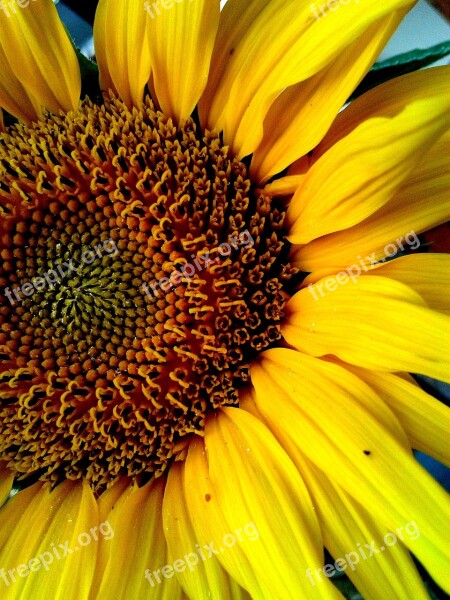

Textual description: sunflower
[0,0,449,598]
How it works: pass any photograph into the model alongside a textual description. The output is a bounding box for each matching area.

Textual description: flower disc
[0,95,297,493]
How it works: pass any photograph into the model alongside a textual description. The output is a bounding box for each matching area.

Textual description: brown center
[0,94,297,494]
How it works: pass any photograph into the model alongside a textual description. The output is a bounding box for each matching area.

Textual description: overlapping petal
[283,275,450,383]
[338,366,450,467]
[93,0,151,106]
[92,0,116,96]
[202,0,415,156]
[293,453,430,600]
[146,0,220,122]
[0,481,97,600]
[91,478,185,600]
[184,411,343,600]
[0,45,38,122]
[287,67,450,244]
[240,388,430,600]
[292,128,450,276]
[250,10,407,182]
[250,349,450,592]
[0,483,45,555]
[0,0,80,115]
[364,254,450,315]
[163,461,252,600]
[184,438,266,599]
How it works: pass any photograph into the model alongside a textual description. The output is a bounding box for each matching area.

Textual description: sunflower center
[0,95,296,493]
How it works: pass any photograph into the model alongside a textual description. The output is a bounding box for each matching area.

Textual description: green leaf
[61,22,101,102]
[350,40,450,101]
[75,47,102,102]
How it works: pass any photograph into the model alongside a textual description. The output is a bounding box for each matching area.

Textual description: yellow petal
[250,10,407,183]
[184,437,267,599]
[0,481,98,600]
[262,175,304,198]
[0,0,80,115]
[91,480,134,599]
[287,67,450,244]
[147,0,220,122]
[243,389,431,599]
[292,129,450,276]
[204,0,415,157]
[294,453,429,600]
[249,351,411,449]
[93,0,151,107]
[0,469,14,508]
[163,461,252,600]
[250,349,450,592]
[97,477,133,522]
[338,366,450,467]
[185,409,343,600]
[92,0,116,96]
[93,478,184,600]
[261,155,312,197]
[0,45,38,122]
[364,254,450,315]
[283,275,450,383]
[198,0,269,126]
[0,482,45,554]
[315,65,449,158]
